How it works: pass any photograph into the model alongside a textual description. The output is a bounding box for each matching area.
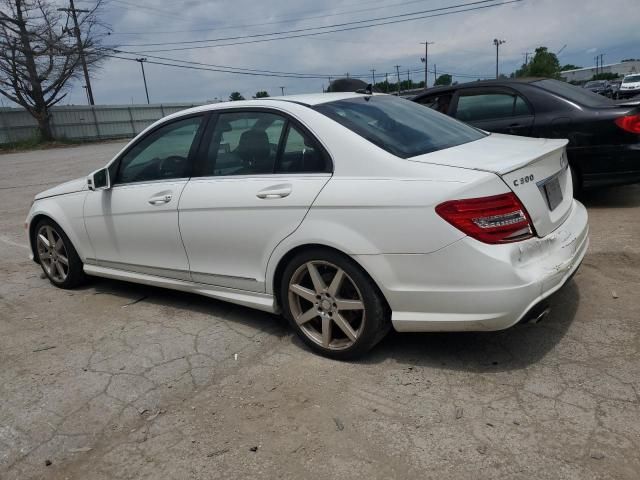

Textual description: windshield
[623,75,640,83]
[314,95,485,158]
[533,78,614,107]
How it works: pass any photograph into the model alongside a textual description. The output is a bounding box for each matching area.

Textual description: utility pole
[370,69,376,86]
[394,65,401,95]
[434,64,437,84]
[407,69,410,89]
[385,73,389,93]
[493,38,506,79]
[135,58,150,104]
[523,51,531,65]
[420,41,434,89]
[594,56,598,75]
[58,0,94,105]
[600,53,604,73]
[280,86,285,96]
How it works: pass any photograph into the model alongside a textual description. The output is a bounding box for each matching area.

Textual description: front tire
[280,248,390,360]
[34,219,86,289]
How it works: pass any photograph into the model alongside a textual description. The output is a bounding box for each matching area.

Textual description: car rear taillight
[436,193,535,244]
[615,114,640,134]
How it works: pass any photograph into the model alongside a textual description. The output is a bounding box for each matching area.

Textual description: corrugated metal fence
[0,103,202,145]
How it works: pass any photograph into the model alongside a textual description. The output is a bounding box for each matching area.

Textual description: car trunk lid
[410,133,572,237]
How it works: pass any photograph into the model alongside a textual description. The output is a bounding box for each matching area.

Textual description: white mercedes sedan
[26,92,589,359]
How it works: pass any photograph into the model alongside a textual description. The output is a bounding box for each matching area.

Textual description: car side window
[455,93,517,121]
[514,95,532,116]
[202,112,285,176]
[116,116,202,184]
[276,124,327,173]
[417,93,453,114]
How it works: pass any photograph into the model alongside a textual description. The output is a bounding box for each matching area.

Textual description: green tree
[229,91,245,101]
[434,74,452,86]
[560,64,581,71]
[523,47,561,78]
[253,91,269,98]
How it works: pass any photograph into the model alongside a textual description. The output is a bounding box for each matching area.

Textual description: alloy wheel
[36,225,69,283]
[288,260,366,350]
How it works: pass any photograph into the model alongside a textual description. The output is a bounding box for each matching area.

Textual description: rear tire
[34,219,87,289]
[280,248,390,360]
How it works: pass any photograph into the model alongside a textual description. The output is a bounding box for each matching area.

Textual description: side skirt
[83,264,278,314]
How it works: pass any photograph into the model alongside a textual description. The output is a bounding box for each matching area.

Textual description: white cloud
[58,0,640,105]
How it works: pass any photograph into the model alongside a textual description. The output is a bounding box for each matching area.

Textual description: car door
[178,109,332,292]
[84,114,205,279]
[451,88,535,136]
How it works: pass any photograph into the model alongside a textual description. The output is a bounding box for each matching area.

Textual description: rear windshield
[314,95,485,158]
[533,78,614,107]
[623,75,640,83]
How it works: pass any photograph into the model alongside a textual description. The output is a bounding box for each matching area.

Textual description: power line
[108,0,441,35]
[112,0,523,52]
[107,49,494,80]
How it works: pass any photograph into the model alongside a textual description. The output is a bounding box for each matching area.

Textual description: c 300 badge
[513,174,534,187]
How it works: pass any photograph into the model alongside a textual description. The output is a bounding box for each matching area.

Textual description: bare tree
[0,0,107,140]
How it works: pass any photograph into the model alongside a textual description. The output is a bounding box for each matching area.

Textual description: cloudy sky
[10,0,640,105]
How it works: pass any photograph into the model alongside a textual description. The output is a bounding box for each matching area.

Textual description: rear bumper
[571,144,640,188]
[617,89,640,99]
[355,199,589,332]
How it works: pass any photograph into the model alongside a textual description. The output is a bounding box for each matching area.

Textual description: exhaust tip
[529,307,550,324]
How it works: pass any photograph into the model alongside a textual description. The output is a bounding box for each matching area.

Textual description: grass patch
[0,136,130,153]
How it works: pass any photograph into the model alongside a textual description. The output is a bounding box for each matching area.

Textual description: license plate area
[539,175,563,211]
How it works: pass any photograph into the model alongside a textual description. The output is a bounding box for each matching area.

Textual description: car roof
[414,77,547,96]
[153,92,387,127]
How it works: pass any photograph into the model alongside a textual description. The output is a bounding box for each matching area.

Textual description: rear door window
[201,112,286,176]
[276,125,328,173]
[455,93,521,121]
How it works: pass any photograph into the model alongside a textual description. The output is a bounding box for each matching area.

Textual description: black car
[412,78,640,189]
[583,80,613,97]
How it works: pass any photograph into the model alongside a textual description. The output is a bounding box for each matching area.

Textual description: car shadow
[578,184,640,208]
[77,277,290,338]
[357,280,580,372]
[77,274,579,372]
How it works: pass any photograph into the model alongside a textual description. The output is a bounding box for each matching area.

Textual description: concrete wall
[0,103,202,145]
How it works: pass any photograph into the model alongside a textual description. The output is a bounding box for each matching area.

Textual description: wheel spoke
[296,307,318,325]
[57,254,69,266]
[327,268,345,297]
[306,262,326,293]
[46,227,55,247]
[289,283,317,303]
[335,298,364,311]
[38,233,50,248]
[321,316,332,347]
[333,313,357,342]
[55,262,65,279]
[55,237,65,253]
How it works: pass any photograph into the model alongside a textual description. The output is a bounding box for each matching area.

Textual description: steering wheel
[158,155,186,178]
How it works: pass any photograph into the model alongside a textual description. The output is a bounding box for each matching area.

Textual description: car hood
[35,177,87,200]
[408,133,568,175]
[621,82,640,89]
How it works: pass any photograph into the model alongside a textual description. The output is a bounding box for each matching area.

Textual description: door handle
[148,194,172,205]
[256,185,292,199]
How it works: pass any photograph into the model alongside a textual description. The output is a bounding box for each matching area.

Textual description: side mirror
[87,167,111,191]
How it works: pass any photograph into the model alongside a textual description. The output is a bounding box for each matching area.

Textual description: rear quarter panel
[264,164,510,294]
